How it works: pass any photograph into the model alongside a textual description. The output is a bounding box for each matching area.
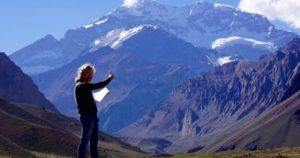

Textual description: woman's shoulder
[75,82,88,87]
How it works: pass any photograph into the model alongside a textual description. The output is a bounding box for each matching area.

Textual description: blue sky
[0,0,297,55]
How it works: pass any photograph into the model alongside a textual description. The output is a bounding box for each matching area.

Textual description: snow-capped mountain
[90,25,157,51]
[216,56,239,65]
[212,36,276,61]
[105,0,296,47]
[10,0,297,74]
[212,36,275,51]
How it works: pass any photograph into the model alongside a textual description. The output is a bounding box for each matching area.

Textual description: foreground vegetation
[148,148,300,158]
[1,148,300,158]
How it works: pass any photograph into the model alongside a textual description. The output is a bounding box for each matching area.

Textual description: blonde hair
[75,63,96,83]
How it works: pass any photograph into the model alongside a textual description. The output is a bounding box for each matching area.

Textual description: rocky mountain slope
[202,41,300,152]
[118,38,300,153]
[203,91,300,152]
[0,52,57,111]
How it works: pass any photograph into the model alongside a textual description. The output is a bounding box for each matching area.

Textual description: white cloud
[122,0,140,8]
[238,0,300,28]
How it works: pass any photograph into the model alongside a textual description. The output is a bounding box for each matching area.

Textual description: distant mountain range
[117,38,300,153]
[9,1,297,75]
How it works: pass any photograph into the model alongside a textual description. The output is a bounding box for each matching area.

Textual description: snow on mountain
[106,1,296,48]
[214,3,234,9]
[83,18,108,29]
[212,36,276,61]
[113,0,178,19]
[81,0,297,65]
[10,0,298,75]
[90,25,157,51]
[86,0,296,63]
[110,25,153,48]
[206,53,240,66]
[122,0,146,8]
[217,56,237,65]
[212,36,275,50]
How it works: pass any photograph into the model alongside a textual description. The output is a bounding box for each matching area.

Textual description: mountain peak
[121,0,157,9]
[0,52,9,61]
[0,52,6,57]
[112,0,170,18]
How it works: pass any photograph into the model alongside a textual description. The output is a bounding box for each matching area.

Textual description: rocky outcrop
[118,38,300,153]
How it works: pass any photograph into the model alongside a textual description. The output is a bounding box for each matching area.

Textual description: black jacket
[75,78,112,115]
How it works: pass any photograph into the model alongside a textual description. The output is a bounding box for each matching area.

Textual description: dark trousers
[77,114,99,158]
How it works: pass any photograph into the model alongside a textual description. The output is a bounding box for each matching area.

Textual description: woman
[74,63,114,158]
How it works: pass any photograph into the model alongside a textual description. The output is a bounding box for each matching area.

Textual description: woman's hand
[108,71,114,80]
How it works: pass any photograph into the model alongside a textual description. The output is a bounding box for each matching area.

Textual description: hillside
[0,52,57,112]
[203,91,300,152]
[0,134,35,158]
[0,99,146,158]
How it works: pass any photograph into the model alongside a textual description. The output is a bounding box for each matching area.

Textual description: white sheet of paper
[93,87,109,102]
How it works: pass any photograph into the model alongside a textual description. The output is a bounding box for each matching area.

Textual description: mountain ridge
[118,38,300,153]
[9,1,298,75]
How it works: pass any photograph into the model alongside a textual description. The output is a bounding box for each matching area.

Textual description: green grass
[147,148,300,158]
